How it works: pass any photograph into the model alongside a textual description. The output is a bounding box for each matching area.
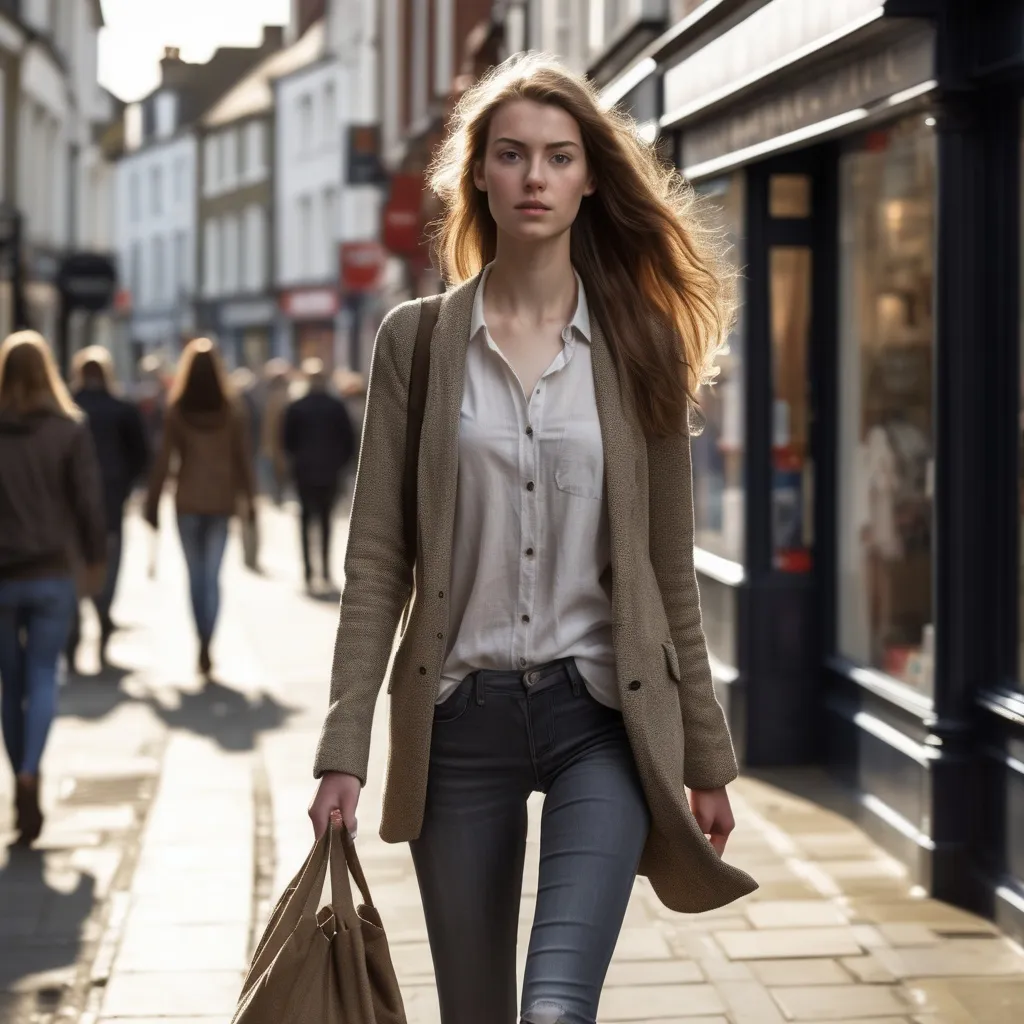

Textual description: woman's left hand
[689,786,735,856]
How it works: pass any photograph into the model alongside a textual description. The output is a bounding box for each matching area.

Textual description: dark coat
[282,390,357,489]
[0,410,107,581]
[73,387,150,531]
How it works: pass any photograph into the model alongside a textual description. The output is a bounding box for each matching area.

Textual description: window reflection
[771,246,813,572]
[838,117,936,696]
[693,173,746,563]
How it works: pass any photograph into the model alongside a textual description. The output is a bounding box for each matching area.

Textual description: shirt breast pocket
[554,458,603,500]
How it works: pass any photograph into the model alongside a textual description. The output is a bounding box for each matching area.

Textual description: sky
[98,0,292,102]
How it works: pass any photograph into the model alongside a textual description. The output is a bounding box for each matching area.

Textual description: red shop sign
[340,241,386,293]
[382,173,425,256]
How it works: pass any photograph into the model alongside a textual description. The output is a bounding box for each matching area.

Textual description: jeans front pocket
[432,679,472,724]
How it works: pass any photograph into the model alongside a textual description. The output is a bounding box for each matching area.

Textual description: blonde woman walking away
[144,339,256,680]
[308,53,757,1024]
[0,331,106,845]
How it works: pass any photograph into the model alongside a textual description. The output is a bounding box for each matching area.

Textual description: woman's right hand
[308,771,361,840]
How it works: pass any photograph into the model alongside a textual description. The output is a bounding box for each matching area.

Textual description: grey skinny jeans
[409,657,651,1024]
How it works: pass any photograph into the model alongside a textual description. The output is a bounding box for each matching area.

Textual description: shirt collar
[471,263,592,343]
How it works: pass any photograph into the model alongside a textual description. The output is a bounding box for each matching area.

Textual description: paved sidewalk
[2,504,1023,1023]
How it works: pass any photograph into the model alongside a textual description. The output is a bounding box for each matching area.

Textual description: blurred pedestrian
[0,331,106,845]
[67,346,150,670]
[135,352,168,455]
[143,339,256,680]
[282,358,356,593]
[307,54,753,1024]
[260,358,291,504]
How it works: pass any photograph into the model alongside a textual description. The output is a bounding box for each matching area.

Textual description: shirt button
[521,614,530,623]
[628,680,642,691]
[525,547,534,556]
[526,425,533,437]
[526,481,535,492]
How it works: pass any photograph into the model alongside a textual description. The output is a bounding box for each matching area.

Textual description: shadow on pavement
[0,846,94,1012]
[140,679,298,753]
[58,664,134,723]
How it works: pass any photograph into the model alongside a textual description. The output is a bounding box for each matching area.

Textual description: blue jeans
[176,514,229,644]
[410,657,651,1024]
[0,577,77,775]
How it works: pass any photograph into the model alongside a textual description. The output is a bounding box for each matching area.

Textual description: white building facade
[274,3,383,374]
[1,0,117,346]
[115,97,198,359]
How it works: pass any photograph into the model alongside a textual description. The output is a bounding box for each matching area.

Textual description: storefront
[278,286,340,370]
[652,0,1024,939]
[198,296,277,371]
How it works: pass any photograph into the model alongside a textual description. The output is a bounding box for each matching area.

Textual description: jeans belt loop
[473,670,486,707]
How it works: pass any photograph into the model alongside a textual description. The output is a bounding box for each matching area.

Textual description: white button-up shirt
[439,265,618,709]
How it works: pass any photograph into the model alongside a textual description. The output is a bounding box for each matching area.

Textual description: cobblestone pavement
[1,502,1023,1024]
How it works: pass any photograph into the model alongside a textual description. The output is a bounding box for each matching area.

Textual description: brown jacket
[0,409,107,581]
[145,402,255,520]
[313,273,757,913]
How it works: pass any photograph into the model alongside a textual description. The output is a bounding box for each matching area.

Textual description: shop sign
[220,298,276,328]
[664,0,886,123]
[680,27,935,174]
[57,252,118,311]
[382,173,426,257]
[280,287,339,320]
[340,241,385,293]
[346,125,386,186]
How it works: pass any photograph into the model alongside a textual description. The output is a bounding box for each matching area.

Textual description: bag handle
[403,294,442,574]
[242,827,331,989]
[328,822,376,925]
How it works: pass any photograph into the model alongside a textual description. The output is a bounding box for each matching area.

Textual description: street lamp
[0,203,29,333]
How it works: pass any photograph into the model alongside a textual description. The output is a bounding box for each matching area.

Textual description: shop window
[692,173,746,563]
[770,175,812,218]
[837,116,936,697]
[771,246,813,572]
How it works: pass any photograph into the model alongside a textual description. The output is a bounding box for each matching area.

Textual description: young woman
[308,54,757,1024]
[144,339,256,679]
[0,331,106,844]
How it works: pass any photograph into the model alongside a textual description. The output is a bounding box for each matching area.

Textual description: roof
[202,20,325,128]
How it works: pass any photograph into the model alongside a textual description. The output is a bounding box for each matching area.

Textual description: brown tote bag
[231,822,406,1023]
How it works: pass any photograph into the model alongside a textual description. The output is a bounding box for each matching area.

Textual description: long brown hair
[0,330,81,420]
[429,52,736,437]
[168,338,233,413]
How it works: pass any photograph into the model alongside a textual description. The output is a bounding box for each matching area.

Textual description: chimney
[262,25,285,50]
[163,46,181,61]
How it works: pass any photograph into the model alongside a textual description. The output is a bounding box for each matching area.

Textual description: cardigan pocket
[662,641,682,683]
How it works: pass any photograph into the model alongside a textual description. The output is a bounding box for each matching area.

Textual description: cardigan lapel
[588,318,641,635]
[417,272,484,587]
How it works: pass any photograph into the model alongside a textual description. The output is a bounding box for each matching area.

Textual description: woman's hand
[80,562,107,598]
[689,786,735,856]
[309,771,361,840]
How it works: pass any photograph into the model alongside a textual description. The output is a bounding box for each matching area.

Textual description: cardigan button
[438,590,444,598]
[628,680,642,691]
[419,667,427,675]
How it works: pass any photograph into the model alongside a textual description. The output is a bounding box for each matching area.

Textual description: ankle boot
[198,640,212,677]
[15,775,42,845]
